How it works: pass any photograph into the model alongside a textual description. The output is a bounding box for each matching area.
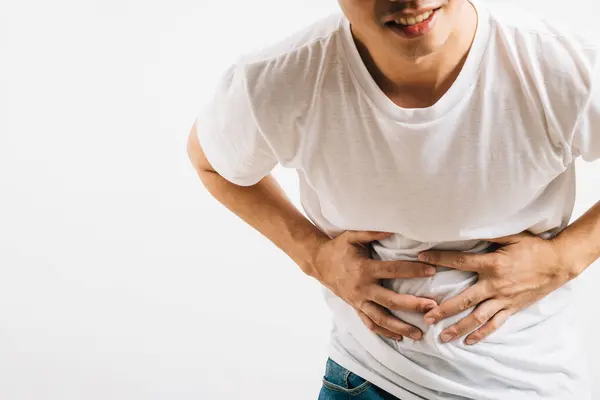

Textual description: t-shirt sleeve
[196,62,278,186]
[570,54,600,163]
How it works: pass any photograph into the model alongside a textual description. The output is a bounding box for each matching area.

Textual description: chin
[386,35,445,59]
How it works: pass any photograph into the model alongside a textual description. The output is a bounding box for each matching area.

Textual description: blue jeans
[318,358,401,399]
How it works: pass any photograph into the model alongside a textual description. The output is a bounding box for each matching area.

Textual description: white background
[1,0,600,399]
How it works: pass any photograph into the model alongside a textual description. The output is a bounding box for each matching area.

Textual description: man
[187,0,600,398]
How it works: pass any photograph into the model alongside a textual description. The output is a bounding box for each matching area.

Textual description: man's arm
[187,118,329,276]
[553,200,600,275]
[187,119,439,341]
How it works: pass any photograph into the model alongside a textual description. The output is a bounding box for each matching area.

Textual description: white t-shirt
[196,1,600,398]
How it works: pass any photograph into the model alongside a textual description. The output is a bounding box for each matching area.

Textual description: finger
[424,283,491,325]
[345,230,393,245]
[438,300,505,343]
[356,310,404,341]
[464,309,512,345]
[368,285,438,314]
[361,301,424,340]
[418,251,496,273]
[369,260,437,279]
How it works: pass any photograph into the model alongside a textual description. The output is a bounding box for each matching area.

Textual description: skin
[418,217,600,345]
[338,0,477,107]
[190,0,600,344]
[188,120,438,342]
[336,0,600,344]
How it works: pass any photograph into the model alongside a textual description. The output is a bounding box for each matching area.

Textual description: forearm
[552,200,600,275]
[197,170,329,278]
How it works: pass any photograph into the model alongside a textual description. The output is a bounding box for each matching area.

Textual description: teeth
[394,10,432,26]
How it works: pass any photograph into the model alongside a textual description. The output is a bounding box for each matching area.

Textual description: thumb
[345,230,394,245]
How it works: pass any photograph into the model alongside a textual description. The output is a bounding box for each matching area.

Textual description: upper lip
[383,7,438,23]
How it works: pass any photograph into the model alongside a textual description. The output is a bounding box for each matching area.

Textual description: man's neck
[351,3,478,108]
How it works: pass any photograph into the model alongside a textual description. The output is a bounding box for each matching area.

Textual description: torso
[237,1,596,398]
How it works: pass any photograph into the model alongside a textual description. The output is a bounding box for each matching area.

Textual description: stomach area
[371,235,574,342]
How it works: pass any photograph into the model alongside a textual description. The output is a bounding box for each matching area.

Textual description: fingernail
[465,338,477,345]
[410,331,422,340]
[425,317,436,325]
[419,254,429,262]
[426,267,436,276]
[441,333,453,343]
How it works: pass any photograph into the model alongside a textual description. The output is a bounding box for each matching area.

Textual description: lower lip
[388,9,439,39]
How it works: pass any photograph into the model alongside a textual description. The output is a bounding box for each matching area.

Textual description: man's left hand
[418,232,582,345]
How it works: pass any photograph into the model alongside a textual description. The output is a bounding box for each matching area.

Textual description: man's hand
[418,232,582,345]
[312,231,438,341]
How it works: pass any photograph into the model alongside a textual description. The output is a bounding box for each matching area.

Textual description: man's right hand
[311,231,438,341]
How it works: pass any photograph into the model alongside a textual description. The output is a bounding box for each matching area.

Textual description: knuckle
[489,258,507,274]
[490,279,507,294]
[490,254,504,268]
[489,264,502,275]
[356,260,369,274]
[453,255,467,268]
[383,296,398,310]
[354,299,370,312]
[348,261,365,278]
[459,296,474,311]
[347,291,360,306]
[487,319,499,331]
[380,262,395,277]
[355,299,369,311]
[390,295,409,310]
[349,285,365,301]
[404,299,421,312]
[473,312,489,326]
[494,281,513,297]
[371,292,388,308]
[371,313,386,326]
